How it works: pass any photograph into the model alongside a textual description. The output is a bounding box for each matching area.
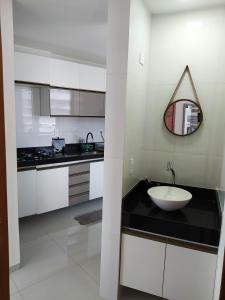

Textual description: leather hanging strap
[169,65,200,105]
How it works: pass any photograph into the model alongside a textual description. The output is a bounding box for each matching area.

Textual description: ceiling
[13,0,108,66]
[13,0,225,65]
[145,0,225,14]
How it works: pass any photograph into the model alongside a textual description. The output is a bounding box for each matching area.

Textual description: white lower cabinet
[36,167,69,214]
[120,234,217,300]
[163,245,217,300]
[90,161,104,200]
[120,234,166,297]
[18,161,104,217]
[17,170,37,218]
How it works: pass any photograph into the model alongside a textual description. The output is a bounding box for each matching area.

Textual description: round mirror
[164,99,203,136]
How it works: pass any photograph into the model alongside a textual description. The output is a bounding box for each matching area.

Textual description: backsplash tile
[15,85,105,148]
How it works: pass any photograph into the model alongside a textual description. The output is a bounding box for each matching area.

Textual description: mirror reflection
[164,100,203,136]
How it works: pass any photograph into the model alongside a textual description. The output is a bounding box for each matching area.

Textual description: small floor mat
[75,210,102,225]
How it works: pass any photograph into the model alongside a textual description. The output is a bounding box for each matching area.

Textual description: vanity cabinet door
[120,234,166,298]
[163,245,217,300]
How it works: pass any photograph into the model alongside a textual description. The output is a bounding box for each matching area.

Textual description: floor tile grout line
[16,233,101,292]
[19,233,52,248]
[50,232,101,285]
[10,275,20,294]
[17,290,25,300]
[77,262,100,287]
[13,266,73,295]
[48,233,102,289]
[16,201,103,297]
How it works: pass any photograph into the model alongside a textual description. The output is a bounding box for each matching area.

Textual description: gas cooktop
[17,148,55,163]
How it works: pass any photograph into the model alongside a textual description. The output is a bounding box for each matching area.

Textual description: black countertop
[17,143,104,170]
[122,180,221,252]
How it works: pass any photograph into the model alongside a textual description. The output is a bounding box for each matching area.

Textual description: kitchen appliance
[17,148,55,163]
[52,138,65,153]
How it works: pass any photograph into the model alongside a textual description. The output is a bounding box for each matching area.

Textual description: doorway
[0,25,10,300]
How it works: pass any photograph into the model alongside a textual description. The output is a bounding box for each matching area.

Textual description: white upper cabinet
[50,58,79,89]
[78,64,106,92]
[15,52,106,92]
[15,52,50,84]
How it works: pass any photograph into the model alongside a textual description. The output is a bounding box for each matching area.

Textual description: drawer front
[69,173,90,185]
[69,183,89,197]
[69,192,89,206]
[69,163,90,175]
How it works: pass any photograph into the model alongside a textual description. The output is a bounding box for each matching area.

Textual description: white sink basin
[147,186,192,211]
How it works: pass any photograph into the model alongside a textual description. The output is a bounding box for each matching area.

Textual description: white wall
[15,84,105,147]
[141,6,225,189]
[123,0,151,195]
[0,0,20,268]
[100,1,151,299]
[100,0,131,299]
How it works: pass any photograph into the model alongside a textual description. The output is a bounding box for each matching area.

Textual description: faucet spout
[167,161,176,185]
[86,132,94,144]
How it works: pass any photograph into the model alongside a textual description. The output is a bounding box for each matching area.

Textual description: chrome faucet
[86,132,93,144]
[100,130,104,143]
[167,161,176,185]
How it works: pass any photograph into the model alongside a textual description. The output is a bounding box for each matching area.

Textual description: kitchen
[15,53,106,218]
[10,1,107,299]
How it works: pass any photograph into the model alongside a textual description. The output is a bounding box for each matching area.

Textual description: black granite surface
[17,143,104,170]
[122,180,221,247]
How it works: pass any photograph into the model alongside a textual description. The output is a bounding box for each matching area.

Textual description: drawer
[69,192,89,206]
[69,163,90,175]
[69,173,90,185]
[69,183,89,197]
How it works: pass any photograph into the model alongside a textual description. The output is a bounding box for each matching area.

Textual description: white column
[100,0,131,299]
[0,0,20,268]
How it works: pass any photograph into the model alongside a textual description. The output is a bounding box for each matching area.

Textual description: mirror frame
[163,99,203,137]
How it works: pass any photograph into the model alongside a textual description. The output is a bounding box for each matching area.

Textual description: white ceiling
[145,0,225,14]
[13,0,225,65]
[13,0,108,66]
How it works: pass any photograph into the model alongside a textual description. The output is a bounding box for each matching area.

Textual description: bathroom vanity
[120,180,221,300]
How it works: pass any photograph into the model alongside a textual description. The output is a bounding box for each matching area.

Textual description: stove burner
[17,149,55,163]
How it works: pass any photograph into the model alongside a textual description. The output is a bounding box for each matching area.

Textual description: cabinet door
[90,161,104,200]
[50,58,79,89]
[163,245,217,300]
[79,91,105,117]
[50,88,79,116]
[36,167,69,214]
[15,52,50,84]
[78,64,106,92]
[120,234,166,298]
[17,170,36,218]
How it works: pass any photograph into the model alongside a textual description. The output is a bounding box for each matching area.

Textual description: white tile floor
[10,199,162,300]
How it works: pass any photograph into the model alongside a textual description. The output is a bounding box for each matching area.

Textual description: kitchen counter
[17,143,104,171]
[122,180,221,254]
